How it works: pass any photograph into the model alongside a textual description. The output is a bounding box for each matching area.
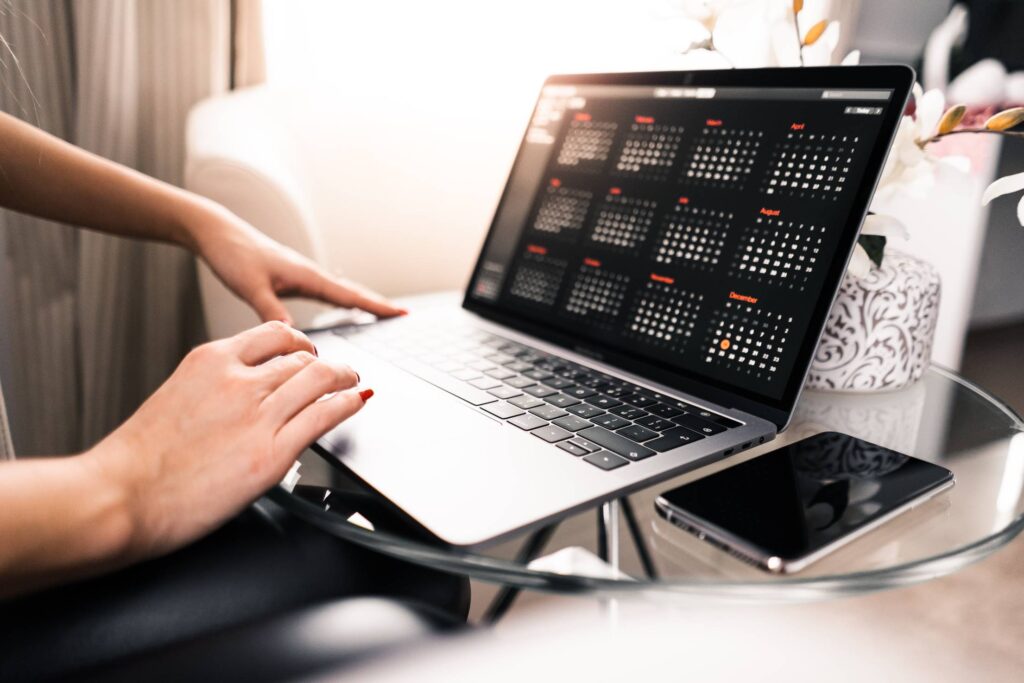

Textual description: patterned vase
[806,250,941,392]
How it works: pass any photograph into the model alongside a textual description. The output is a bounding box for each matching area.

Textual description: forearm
[0,455,133,598]
[0,111,212,251]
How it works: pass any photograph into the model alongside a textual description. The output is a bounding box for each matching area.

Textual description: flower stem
[792,12,804,66]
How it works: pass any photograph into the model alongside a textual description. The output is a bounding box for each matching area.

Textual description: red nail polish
[359,388,374,402]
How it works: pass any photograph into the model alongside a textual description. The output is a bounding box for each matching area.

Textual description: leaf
[858,234,887,268]
[937,104,966,134]
[984,107,1024,131]
[793,0,804,13]
[803,20,828,46]
[981,171,1024,205]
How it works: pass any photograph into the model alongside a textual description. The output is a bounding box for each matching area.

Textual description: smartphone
[655,432,954,574]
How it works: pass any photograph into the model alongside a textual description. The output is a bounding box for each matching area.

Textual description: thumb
[249,288,293,325]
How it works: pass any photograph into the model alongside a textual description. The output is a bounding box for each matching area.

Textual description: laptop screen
[465,69,908,421]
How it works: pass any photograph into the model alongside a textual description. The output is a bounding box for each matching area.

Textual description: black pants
[0,501,469,680]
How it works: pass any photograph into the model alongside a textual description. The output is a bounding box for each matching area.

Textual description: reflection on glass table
[270,366,1024,609]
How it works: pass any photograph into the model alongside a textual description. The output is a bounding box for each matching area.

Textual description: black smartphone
[655,432,954,573]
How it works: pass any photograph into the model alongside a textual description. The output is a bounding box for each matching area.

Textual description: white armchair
[185,85,518,339]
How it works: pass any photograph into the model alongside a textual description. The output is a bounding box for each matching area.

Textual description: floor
[465,321,1024,670]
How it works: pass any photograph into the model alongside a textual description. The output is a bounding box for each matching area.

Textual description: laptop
[309,66,915,548]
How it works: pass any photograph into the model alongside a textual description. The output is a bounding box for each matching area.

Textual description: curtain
[0,0,265,456]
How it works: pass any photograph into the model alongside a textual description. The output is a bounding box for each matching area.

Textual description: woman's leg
[0,501,469,680]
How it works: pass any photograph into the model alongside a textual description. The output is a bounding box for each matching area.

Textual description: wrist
[79,441,141,563]
[167,190,232,256]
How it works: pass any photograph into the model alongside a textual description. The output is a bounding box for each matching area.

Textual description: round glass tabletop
[271,365,1024,602]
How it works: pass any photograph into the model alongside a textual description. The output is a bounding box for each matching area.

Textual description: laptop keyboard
[334,321,742,471]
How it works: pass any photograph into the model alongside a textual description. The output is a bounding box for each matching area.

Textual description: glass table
[269,365,1024,613]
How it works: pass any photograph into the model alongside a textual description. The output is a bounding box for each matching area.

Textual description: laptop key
[488,386,522,400]
[485,367,516,380]
[524,384,558,398]
[568,436,601,453]
[530,404,568,420]
[647,402,685,419]
[687,408,741,429]
[542,377,575,390]
[602,385,631,397]
[646,426,705,452]
[583,451,630,471]
[609,404,647,419]
[505,360,533,373]
[566,403,605,419]
[469,359,496,371]
[620,393,657,408]
[397,359,496,406]
[524,369,553,380]
[505,376,536,389]
[565,386,598,399]
[552,415,591,432]
[673,413,726,435]
[509,394,545,410]
[469,377,502,390]
[617,424,659,442]
[451,368,481,381]
[509,413,548,430]
[483,402,524,419]
[578,427,655,461]
[587,395,622,409]
[635,415,675,432]
[558,441,590,457]
[591,414,630,430]
[486,352,516,364]
[545,394,581,408]
[532,425,573,443]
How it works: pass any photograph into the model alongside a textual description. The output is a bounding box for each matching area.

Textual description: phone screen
[658,432,953,564]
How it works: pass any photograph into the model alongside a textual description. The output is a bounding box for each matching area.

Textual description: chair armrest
[185,86,328,338]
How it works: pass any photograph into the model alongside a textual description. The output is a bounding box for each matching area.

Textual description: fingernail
[313,344,319,357]
[359,388,374,402]
[399,308,410,316]
[354,370,361,383]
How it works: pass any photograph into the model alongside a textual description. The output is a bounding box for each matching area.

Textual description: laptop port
[724,448,734,456]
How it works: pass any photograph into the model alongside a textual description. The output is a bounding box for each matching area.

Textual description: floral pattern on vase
[806,250,940,392]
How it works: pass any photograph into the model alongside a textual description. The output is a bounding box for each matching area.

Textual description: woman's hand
[186,200,406,325]
[85,321,370,560]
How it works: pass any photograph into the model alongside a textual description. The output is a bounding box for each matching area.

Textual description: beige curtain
[0,0,265,456]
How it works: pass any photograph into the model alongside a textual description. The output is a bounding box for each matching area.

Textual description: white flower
[981,171,1024,226]
[872,84,970,207]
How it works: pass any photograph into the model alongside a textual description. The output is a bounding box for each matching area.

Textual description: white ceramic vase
[806,250,941,393]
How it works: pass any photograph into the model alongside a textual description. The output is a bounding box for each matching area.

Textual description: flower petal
[937,155,971,174]
[847,244,872,278]
[863,213,910,240]
[915,88,945,137]
[1018,193,1024,227]
[840,49,861,66]
[981,171,1024,205]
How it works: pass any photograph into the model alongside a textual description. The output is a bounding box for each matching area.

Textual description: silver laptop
[309,66,915,548]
